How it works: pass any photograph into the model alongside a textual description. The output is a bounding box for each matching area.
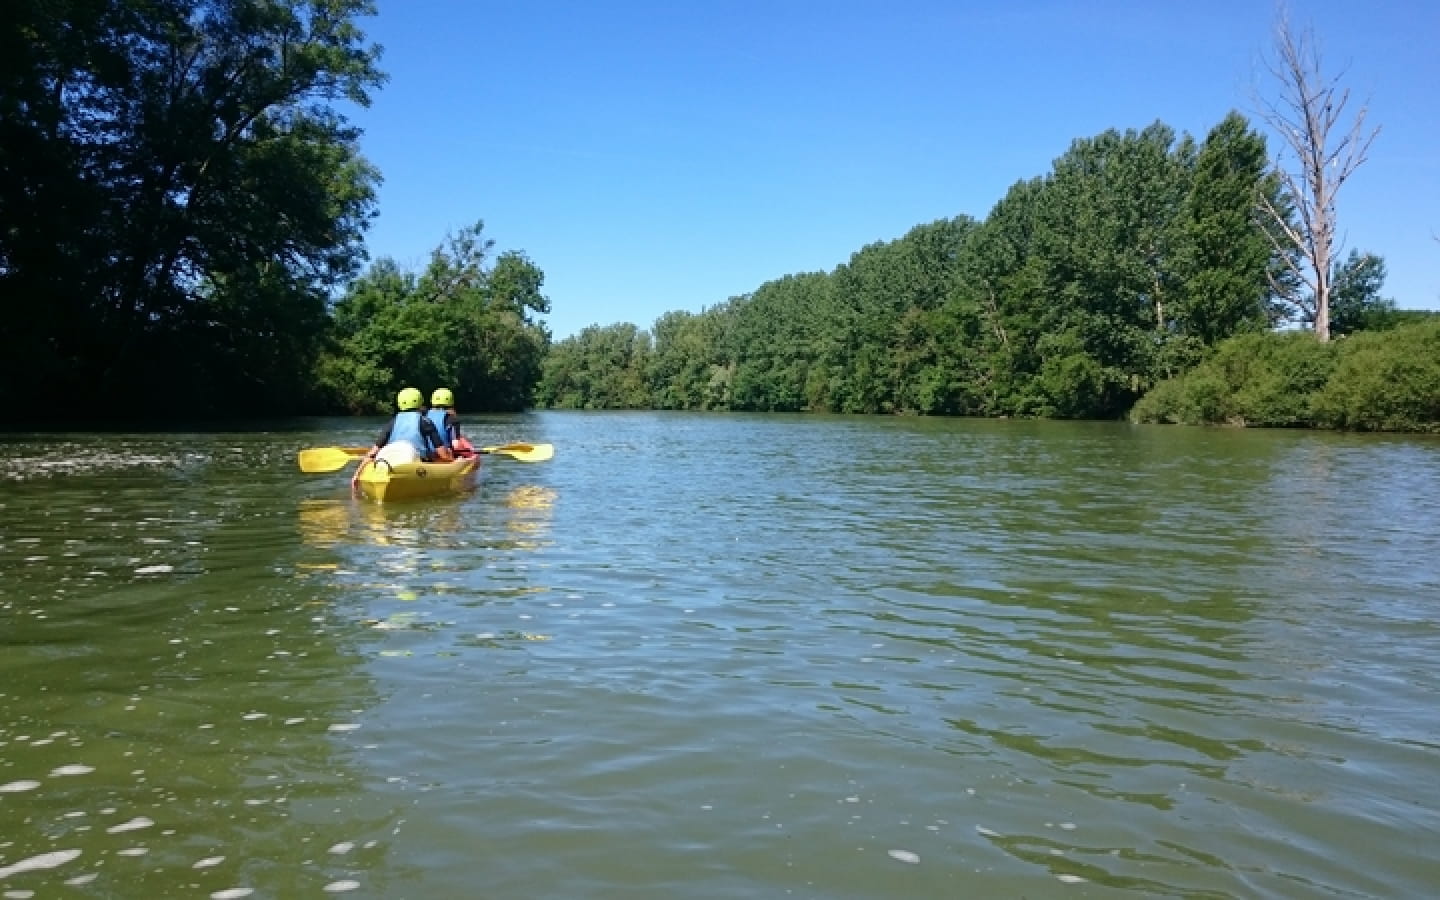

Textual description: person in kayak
[427,387,473,456]
[365,387,454,467]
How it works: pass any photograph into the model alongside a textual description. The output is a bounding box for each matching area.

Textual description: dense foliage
[7,5,1415,428]
[539,110,1431,432]
[540,115,1302,418]
[1132,317,1440,432]
[2,0,385,416]
[3,2,556,419]
[318,223,550,413]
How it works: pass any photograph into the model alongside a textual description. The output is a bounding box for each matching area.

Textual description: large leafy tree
[1172,112,1282,348]
[726,272,833,412]
[1025,123,1194,416]
[938,177,1050,416]
[321,222,551,413]
[535,323,651,410]
[647,307,734,410]
[0,0,384,415]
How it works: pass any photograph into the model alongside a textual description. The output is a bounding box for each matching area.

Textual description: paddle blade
[480,442,554,462]
[298,447,362,473]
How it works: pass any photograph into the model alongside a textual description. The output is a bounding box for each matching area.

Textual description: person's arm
[369,423,392,458]
[446,411,461,439]
[420,417,454,461]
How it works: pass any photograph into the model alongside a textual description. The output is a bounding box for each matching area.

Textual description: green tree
[0,0,385,416]
[1327,250,1395,335]
[1027,123,1192,416]
[944,177,1050,415]
[648,307,734,410]
[726,273,833,412]
[320,223,550,412]
[1172,112,1279,347]
[535,323,652,409]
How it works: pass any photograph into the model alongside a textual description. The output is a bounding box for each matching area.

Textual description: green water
[2,413,1437,898]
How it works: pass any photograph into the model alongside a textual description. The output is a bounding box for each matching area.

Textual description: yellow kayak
[353,455,480,502]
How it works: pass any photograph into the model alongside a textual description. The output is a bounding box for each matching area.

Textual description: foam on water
[105,817,153,834]
[49,764,94,776]
[2,453,184,481]
[0,849,82,879]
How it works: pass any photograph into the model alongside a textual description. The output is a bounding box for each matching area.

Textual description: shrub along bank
[1131,318,1440,432]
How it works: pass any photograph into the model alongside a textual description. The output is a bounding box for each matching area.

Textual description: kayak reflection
[296,485,552,555]
[296,498,462,549]
[501,484,555,549]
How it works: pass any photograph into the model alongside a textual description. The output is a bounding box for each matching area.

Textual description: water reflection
[291,485,559,652]
[5,417,1439,898]
[502,484,557,549]
[296,485,555,550]
[295,498,425,549]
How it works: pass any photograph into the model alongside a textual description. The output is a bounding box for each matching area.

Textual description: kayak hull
[354,456,479,502]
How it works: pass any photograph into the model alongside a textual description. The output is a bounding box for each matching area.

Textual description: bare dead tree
[1255,7,1380,342]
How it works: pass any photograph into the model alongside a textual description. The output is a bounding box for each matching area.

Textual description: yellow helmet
[396,387,423,411]
[431,387,454,408]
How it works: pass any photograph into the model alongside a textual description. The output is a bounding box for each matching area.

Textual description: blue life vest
[426,408,454,443]
[388,410,433,457]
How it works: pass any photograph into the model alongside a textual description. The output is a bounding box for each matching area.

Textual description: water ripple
[2,417,1438,897]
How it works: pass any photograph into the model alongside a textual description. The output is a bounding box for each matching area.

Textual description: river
[2,412,1437,898]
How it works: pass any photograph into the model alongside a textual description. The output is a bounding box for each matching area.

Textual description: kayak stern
[354,456,479,502]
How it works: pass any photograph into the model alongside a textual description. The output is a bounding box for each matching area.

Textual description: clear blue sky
[347,0,1439,339]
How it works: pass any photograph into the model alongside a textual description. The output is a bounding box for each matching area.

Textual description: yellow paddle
[298,442,553,472]
[297,447,363,473]
[481,442,554,462]
[338,444,553,461]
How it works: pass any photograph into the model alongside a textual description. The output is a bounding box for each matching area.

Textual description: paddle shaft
[298,441,553,472]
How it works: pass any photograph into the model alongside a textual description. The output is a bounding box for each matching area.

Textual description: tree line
[6,3,1431,429]
[538,114,1425,425]
[536,11,1438,431]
